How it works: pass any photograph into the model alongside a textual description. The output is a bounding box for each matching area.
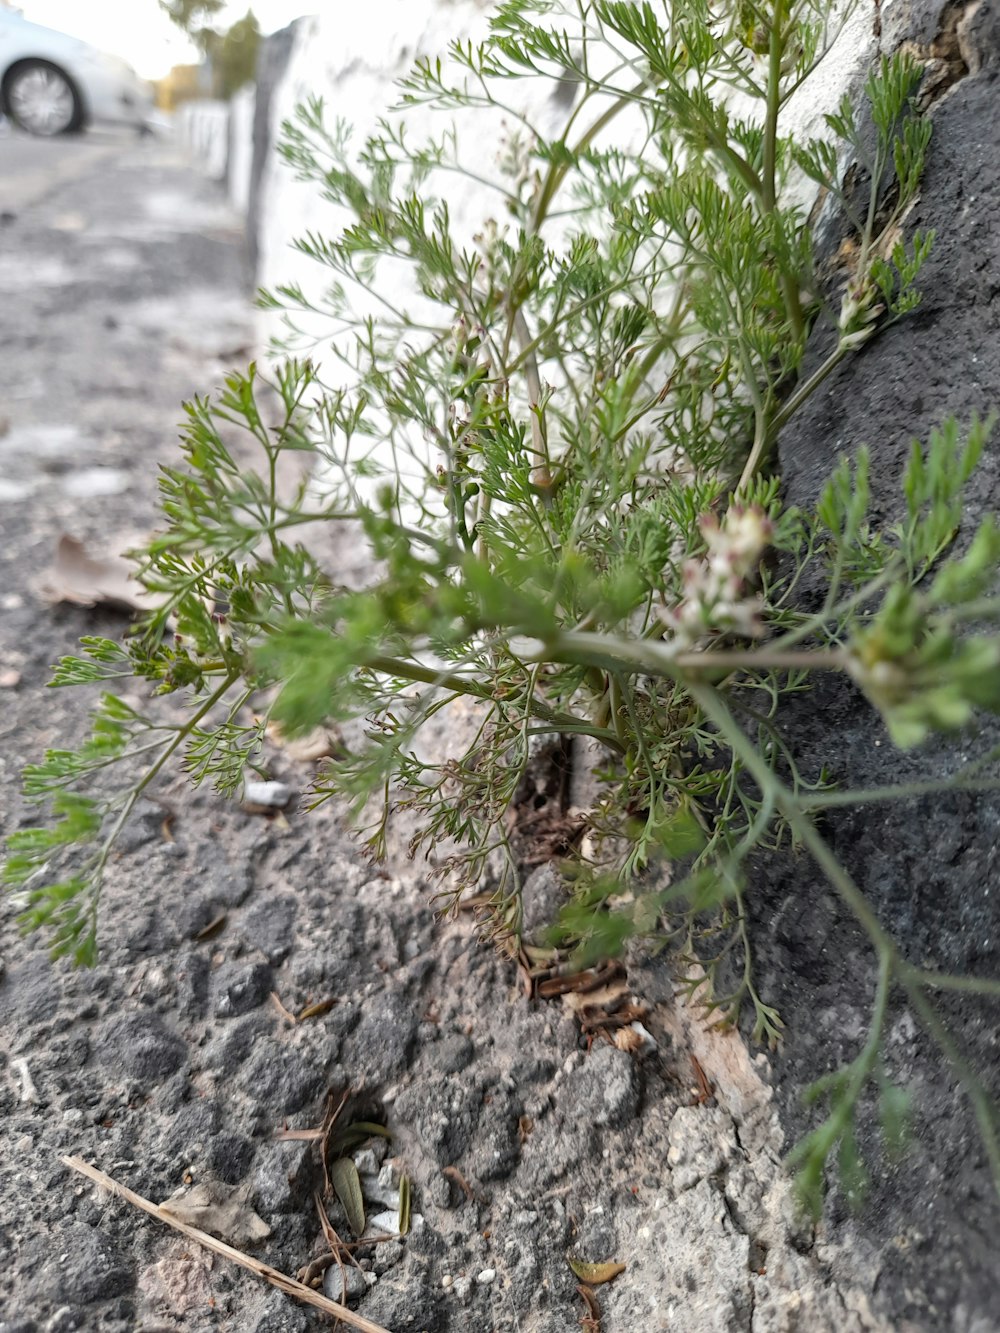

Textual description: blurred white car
[0,9,153,136]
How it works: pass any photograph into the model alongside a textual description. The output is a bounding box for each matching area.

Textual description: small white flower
[659,504,772,650]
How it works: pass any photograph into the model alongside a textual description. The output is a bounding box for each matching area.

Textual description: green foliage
[160,0,260,99]
[8,0,1000,1219]
[203,11,260,100]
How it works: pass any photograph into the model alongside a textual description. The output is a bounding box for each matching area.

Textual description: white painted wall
[253,1,549,354]
[251,2,876,356]
[227,85,256,215]
[177,98,231,183]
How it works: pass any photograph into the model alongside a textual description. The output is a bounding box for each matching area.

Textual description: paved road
[0,125,128,212]
[0,130,266,1330]
[0,133,250,732]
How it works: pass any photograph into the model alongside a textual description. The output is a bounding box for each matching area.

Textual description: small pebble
[353,1148,380,1175]
[373,1241,404,1275]
[242,780,293,809]
[441,1274,453,1289]
[452,1275,473,1303]
[323,1263,369,1302]
[366,1207,423,1234]
[477,1268,496,1285]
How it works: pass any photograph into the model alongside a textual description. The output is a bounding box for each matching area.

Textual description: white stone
[376,1160,399,1189]
[366,1208,423,1235]
[451,1274,473,1303]
[353,1148,380,1175]
[61,468,129,499]
[242,780,293,808]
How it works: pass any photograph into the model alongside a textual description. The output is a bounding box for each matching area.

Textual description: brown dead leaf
[690,1054,714,1105]
[560,977,631,1017]
[40,534,163,613]
[567,1258,626,1286]
[537,961,626,999]
[158,1180,270,1247]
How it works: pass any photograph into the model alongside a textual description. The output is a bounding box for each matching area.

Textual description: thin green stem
[759,0,805,340]
[531,84,641,235]
[801,776,1000,810]
[364,653,624,753]
[902,967,1000,999]
[768,565,899,654]
[548,629,847,678]
[770,342,849,435]
[687,680,897,954]
[84,673,241,942]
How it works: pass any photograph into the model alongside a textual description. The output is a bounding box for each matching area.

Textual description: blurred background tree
[159,0,260,99]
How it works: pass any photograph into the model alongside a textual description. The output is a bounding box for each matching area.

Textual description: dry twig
[61,1156,390,1333]
[269,991,298,1023]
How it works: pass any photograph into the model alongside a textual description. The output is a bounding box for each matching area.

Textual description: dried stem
[60,1156,391,1333]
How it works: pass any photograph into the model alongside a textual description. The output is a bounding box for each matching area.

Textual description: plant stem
[84,673,242,946]
[548,630,847,678]
[901,966,1000,998]
[801,776,1000,810]
[770,342,849,435]
[531,84,640,234]
[687,680,898,953]
[365,653,624,752]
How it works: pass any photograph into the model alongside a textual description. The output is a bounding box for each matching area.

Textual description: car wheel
[4,61,83,137]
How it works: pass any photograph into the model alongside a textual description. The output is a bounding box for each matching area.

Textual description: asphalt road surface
[0,124,125,213]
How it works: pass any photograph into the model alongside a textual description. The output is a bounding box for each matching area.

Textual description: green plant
[7,0,1000,1214]
[160,0,260,99]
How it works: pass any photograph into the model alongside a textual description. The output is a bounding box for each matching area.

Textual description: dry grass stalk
[61,1156,391,1333]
